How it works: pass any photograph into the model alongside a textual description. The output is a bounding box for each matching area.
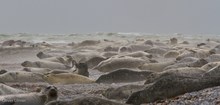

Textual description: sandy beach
[1,33,220,105]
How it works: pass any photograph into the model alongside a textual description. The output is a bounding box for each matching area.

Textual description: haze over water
[0,0,220,34]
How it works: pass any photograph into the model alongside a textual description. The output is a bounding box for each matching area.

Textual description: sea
[0,32,220,44]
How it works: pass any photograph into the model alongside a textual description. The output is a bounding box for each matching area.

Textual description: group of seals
[3,36,220,105]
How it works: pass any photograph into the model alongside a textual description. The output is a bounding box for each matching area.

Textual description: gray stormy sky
[0,0,220,34]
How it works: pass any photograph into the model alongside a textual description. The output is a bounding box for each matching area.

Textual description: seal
[144,67,206,84]
[104,46,119,52]
[36,52,53,59]
[138,60,176,72]
[170,37,178,45]
[126,66,220,104]
[43,73,95,84]
[46,96,124,105]
[96,69,153,83]
[0,83,26,95]
[187,58,208,67]
[21,60,71,70]
[126,71,220,104]
[144,47,168,56]
[164,58,208,70]
[76,40,100,46]
[118,46,132,53]
[128,44,152,52]
[48,62,89,77]
[181,41,189,44]
[144,40,153,46]
[93,56,146,72]
[0,85,58,105]
[163,50,179,58]
[123,51,152,58]
[103,84,145,100]
[0,70,44,83]
[74,63,89,77]
[209,44,220,54]
[204,54,220,62]
[197,43,206,47]
[176,49,214,60]
[22,67,52,74]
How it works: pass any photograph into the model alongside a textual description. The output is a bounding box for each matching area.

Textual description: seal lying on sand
[163,57,199,70]
[104,46,119,52]
[22,67,52,74]
[96,69,153,83]
[48,62,89,77]
[93,56,146,72]
[76,40,100,46]
[144,47,168,56]
[209,44,220,54]
[126,67,220,104]
[204,54,220,62]
[43,73,95,84]
[118,46,132,53]
[144,40,153,46]
[21,60,71,70]
[176,49,215,60]
[36,52,53,59]
[187,58,208,67]
[128,44,152,52]
[138,60,176,72]
[46,96,125,105]
[170,37,178,45]
[0,83,25,95]
[164,58,208,71]
[103,85,145,100]
[144,67,206,84]
[0,85,58,105]
[123,51,152,58]
[0,70,44,83]
[163,50,179,58]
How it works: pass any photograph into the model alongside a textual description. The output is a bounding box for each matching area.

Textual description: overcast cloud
[0,0,219,34]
